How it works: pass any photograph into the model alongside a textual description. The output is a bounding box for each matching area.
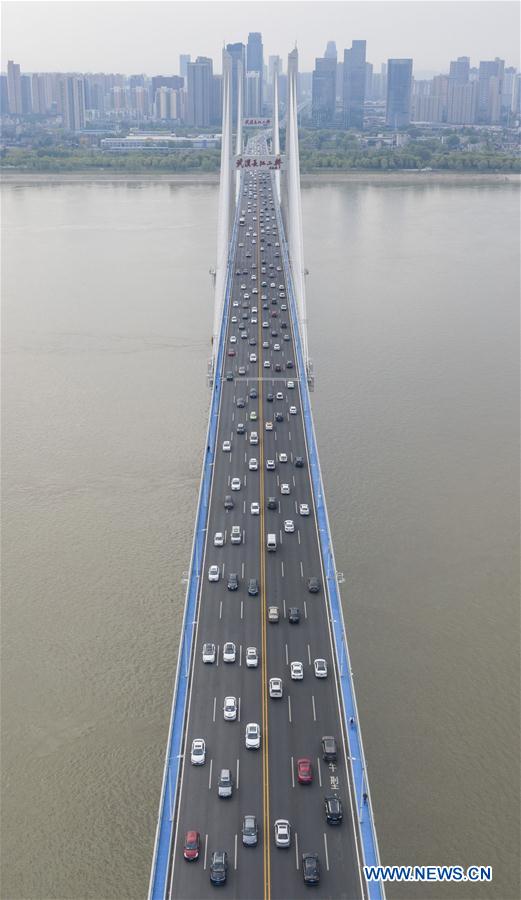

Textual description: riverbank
[1,170,519,186]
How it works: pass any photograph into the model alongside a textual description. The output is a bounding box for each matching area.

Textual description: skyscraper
[225,42,246,123]
[449,57,470,84]
[246,71,262,116]
[59,75,86,130]
[247,33,263,110]
[478,59,504,122]
[7,60,22,114]
[343,40,366,129]
[311,57,336,125]
[386,58,413,128]
[210,74,222,126]
[20,74,33,115]
[0,75,9,115]
[324,41,337,61]
[186,57,212,126]
[268,55,282,84]
[179,55,191,80]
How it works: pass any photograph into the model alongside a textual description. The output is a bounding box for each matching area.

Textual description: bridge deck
[163,170,368,900]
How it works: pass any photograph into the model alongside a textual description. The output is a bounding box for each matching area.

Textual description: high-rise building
[154,86,180,120]
[246,71,262,116]
[210,74,222,125]
[0,75,9,115]
[186,56,212,126]
[447,80,477,124]
[343,40,366,129]
[449,57,470,84]
[151,75,184,95]
[311,56,336,125]
[247,33,263,110]
[7,60,22,114]
[386,58,413,128]
[226,43,246,123]
[20,74,33,115]
[324,41,337,61]
[478,58,504,122]
[268,55,282,84]
[59,75,86,130]
[502,67,518,114]
[179,55,191,80]
[365,62,373,99]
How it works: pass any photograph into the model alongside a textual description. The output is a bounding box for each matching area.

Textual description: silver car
[274,819,291,848]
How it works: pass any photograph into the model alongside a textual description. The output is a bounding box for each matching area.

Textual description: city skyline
[2,1,519,75]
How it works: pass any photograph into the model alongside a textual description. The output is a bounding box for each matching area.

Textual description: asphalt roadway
[166,168,367,900]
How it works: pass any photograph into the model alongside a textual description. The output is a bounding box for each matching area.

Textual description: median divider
[275,199,385,900]
[148,198,241,900]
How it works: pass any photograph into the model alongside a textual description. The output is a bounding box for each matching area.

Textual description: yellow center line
[256,178,271,900]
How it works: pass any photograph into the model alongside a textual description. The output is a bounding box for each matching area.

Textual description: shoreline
[1,170,519,186]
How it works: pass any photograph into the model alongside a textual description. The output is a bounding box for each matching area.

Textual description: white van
[267,533,277,552]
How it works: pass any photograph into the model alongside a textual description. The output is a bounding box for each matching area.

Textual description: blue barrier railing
[148,195,241,900]
[275,198,385,900]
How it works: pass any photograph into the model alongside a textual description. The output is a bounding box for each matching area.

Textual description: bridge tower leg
[235,60,243,202]
[284,48,311,379]
[272,63,281,205]
[212,50,234,376]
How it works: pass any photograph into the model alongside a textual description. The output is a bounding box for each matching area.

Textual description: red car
[228,349,236,357]
[183,830,201,861]
[297,758,313,784]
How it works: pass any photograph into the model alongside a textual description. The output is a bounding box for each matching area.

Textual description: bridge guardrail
[275,199,385,900]
[148,195,241,900]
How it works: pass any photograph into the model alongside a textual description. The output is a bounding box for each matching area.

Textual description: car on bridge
[302,853,320,885]
[223,698,237,721]
[227,572,239,591]
[202,643,216,664]
[183,830,200,861]
[208,565,220,582]
[223,642,236,663]
[307,577,321,593]
[246,647,258,668]
[269,677,283,698]
[245,722,261,749]
[242,815,258,847]
[297,758,313,784]
[214,532,224,546]
[224,495,234,510]
[231,478,241,491]
[325,796,343,825]
[209,850,228,884]
[314,659,328,678]
[190,739,206,766]
[274,819,291,848]
[299,503,310,516]
[290,661,304,680]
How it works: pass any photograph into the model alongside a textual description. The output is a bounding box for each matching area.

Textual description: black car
[236,423,245,434]
[266,393,274,402]
[321,736,337,762]
[209,850,228,885]
[275,412,284,422]
[271,330,278,337]
[324,796,343,825]
[307,577,321,593]
[227,572,239,591]
[286,360,294,368]
[280,321,288,329]
[225,371,234,381]
[248,578,259,596]
[249,388,258,399]
[224,495,234,510]
[302,853,320,885]
[236,398,245,408]
[295,456,304,468]
[275,363,282,372]
[267,497,277,510]
[288,607,300,624]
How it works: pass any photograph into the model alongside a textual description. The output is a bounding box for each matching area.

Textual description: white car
[299,503,310,516]
[274,819,291,848]
[231,477,241,491]
[191,738,206,765]
[230,525,242,544]
[251,317,257,324]
[249,458,258,471]
[284,519,295,533]
[231,316,238,323]
[230,335,237,344]
[250,501,260,515]
[202,642,216,664]
[264,360,271,368]
[222,440,231,452]
[269,677,283,698]
[314,658,328,678]
[245,722,261,750]
[223,696,237,721]
[287,380,295,389]
[274,343,281,351]
[208,565,220,582]
[249,411,257,421]
[249,353,257,363]
[266,459,275,470]
[251,306,258,314]
[250,432,258,445]
[233,300,239,307]
[276,391,284,400]
[280,483,290,495]
[246,646,258,668]
[214,532,224,547]
[262,321,269,329]
[289,406,297,415]
[265,421,273,431]
[240,284,246,290]
[290,661,304,681]
[279,453,288,463]
[223,641,236,663]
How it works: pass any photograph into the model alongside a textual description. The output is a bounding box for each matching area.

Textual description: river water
[2,177,519,900]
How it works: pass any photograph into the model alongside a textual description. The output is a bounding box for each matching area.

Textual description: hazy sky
[2,0,519,74]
